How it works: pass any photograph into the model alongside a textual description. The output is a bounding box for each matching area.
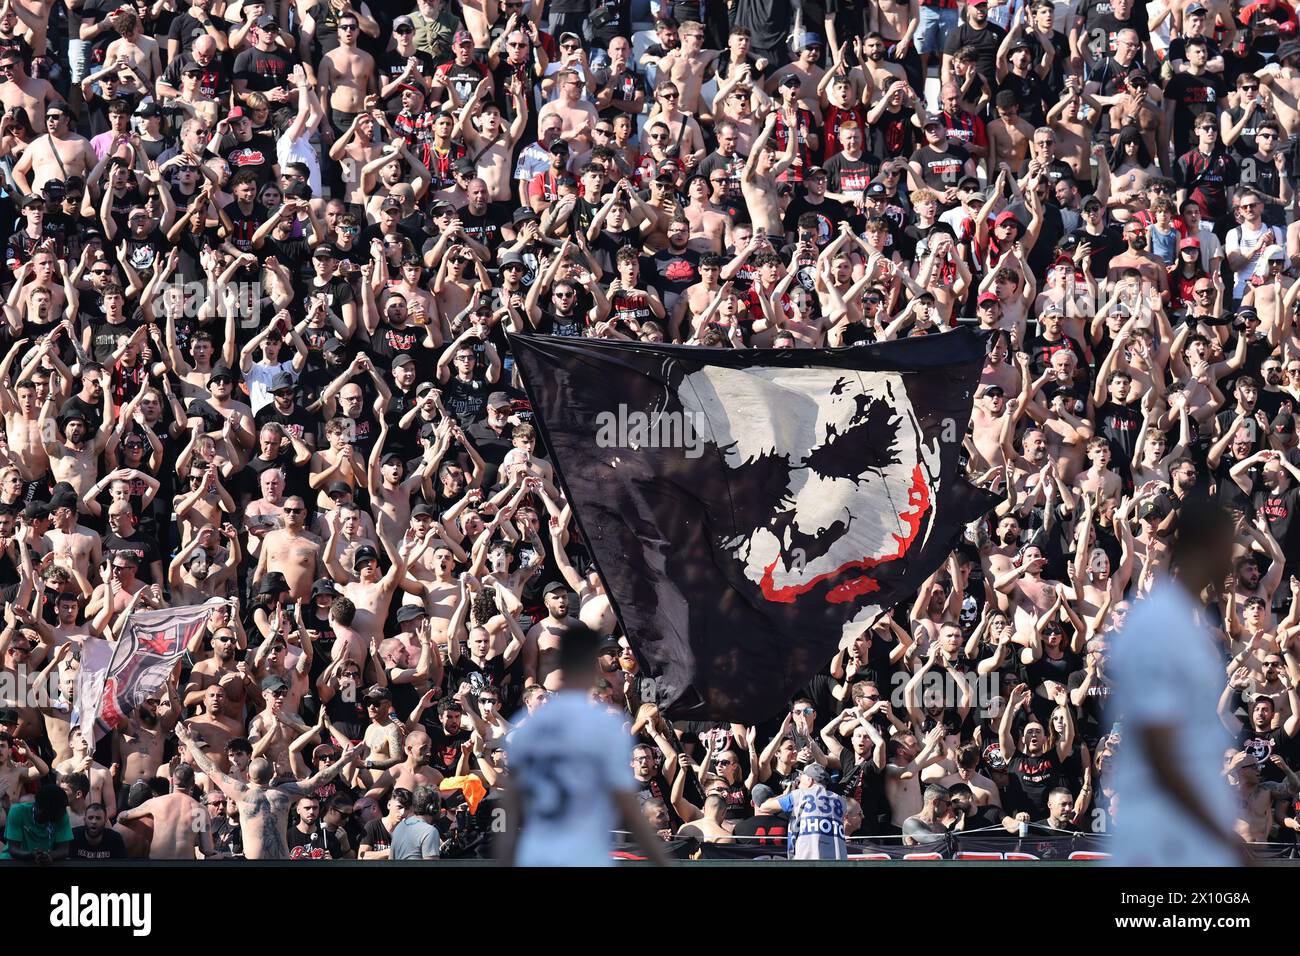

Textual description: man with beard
[169,524,242,604]
[363,729,444,800]
[1225,188,1284,303]
[1105,220,1171,294]
[180,722,358,861]
[524,582,581,690]
[41,402,112,511]
[70,803,127,860]
[112,681,182,809]
[1235,450,1300,574]
[184,626,254,722]
[102,503,163,586]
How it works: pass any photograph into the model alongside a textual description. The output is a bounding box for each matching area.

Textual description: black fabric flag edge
[510,328,1000,722]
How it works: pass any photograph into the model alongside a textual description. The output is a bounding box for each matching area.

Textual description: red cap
[993,210,1019,226]
[978,291,1000,305]
[1053,254,1075,268]
[1179,236,1201,250]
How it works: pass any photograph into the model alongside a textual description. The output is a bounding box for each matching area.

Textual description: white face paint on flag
[677,366,940,638]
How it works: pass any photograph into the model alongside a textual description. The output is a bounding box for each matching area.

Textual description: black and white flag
[511,329,998,721]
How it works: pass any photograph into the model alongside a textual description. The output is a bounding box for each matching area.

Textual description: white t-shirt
[277,130,322,201]
[1108,579,1238,866]
[1225,221,1284,299]
[245,360,297,413]
[507,690,634,867]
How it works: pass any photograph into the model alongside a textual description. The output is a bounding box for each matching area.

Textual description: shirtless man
[115,764,213,859]
[246,673,310,779]
[367,423,441,548]
[254,496,323,603]
[54,727,116,820]
[316,11,375,139]
[44,498,101,585]
[329,110,385,208]
[363,730,443,799]
[184,685,245,771]
[457,83,528,205]
[0,48,55,129]
[11,101,95,197]
[645,80,706,168]
[986,90,1035,177]
[536,68,600,156]
[1258,50,1300,140]
[180,722,358,861]
[309,417,367,510]
[39,401,112,508]
[657,22,719,118]
[341,536,407,639]
[992,544,1061,640]
[112,682,182,799]
[174,458,236,543]
[0,362,51,483]
[0,732,48,805]
[683,176,729,253]
[741,112,798,238]
[885,726,945,829]
[1071,438,1124,507]
[969,381,1024,472]
[183,626,253,722]
[102,10,161,88]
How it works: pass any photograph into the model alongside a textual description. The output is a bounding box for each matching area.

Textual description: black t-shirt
[910,143,971,198]
[822,150,878,198]
[360,817,392,854]
[223,132,278,187]
[1237,724,1292,783]
[1006,749,1065,817]
[1095,400,1142,468]
[1164,71,1222,157]
[287,823,343,859]
[942,21,1007,77]
[103,532,161,583]
[69,827,128,860]
[425,724,472,776]
[442,376,490,428]
[647,246,700,304]
[730,813,789,847]
[233,47,294,94]
[1254,483,1300,567]
[447,655,507,698]
[1066,667,1112,745]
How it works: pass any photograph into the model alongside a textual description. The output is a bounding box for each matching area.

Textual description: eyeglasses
[1241,84,1259,92]
[91,268,112,275]
[507,41,528,47]
[338,23,358,31]
[270,689,288,697]
[283,506,305,514]
[714,759,736,766]
[553,290,574,298]
[561,43,580,50]
[659,91,678,99]
[793,706,813,714]
[594,127,612,135]
[395,24,414,32]
[1239,202,1260,210]
[1258,132,1277,139]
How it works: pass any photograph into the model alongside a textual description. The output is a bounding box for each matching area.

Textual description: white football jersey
[507,691,635,867]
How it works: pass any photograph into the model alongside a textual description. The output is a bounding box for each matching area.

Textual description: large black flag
[511,328,998,722]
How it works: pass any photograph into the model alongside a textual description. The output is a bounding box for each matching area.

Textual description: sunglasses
[283,506,305,514]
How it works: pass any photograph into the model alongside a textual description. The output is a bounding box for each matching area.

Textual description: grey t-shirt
[389,817,441,860]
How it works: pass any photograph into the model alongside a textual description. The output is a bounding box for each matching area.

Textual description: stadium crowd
[0,0,1298,862]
